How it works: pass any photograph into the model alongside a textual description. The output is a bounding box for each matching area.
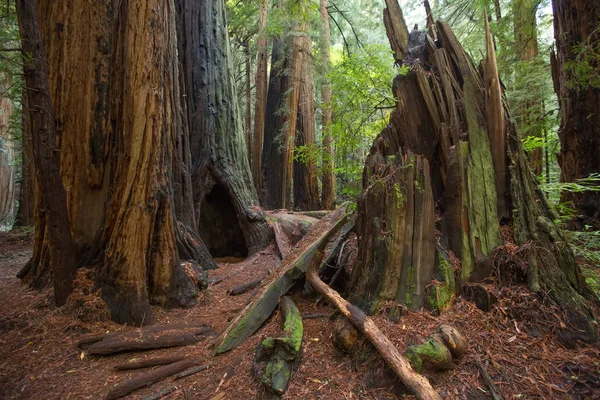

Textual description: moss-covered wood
[406,325,467,373]
[254,297,303,395]
[355,1,597,345]
[351,152,436,313]
[214,205,349,354]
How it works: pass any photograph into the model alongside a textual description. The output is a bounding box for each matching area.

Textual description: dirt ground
[0,227,599,400]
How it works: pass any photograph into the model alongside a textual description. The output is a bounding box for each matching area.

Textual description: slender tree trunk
[16,0,78,306]
[551,0,600,228]
[513,0,543,176]
[261,38,291,209]
[293,27,320,211]
[245,43,252,157]
[0,75,16,228]
[252,0,268,194]
[14,90,34,227]
[178,0,272,255]
[320,0,335,210]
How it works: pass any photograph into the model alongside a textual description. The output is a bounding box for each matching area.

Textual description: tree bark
[251,0,268,193]
[320,0,335,210]
[18,0,212,324]
[177,0,272,255]
[293,29,321,211]
[0,75,16,228]
[353,2,597,345]
[16,0,78,306]
[13,90,34,227]
[551,0,600,228]
[513,0,543,176]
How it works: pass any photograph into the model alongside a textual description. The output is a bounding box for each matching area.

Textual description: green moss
[262,358,292,395]
[429,252,457,312]
[404,265,416,307]
[405,339,449,373]
[281,298,303,353]
[394,183,405,209]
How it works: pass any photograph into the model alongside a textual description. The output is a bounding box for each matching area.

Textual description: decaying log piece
[214,205,349,354]
[476,359,504,400]
[114,356,186,370]
[383,0,409,63]
[254,297,303,395]
[105,358,204,399]
[306,252,441,400]
[267,211,318,245]
[227,278,263,296]
[273,222,292,260]
[405,325,467,373]
[83,324,215,355]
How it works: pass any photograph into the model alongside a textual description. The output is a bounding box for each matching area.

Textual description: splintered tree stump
[105,358,205,399]
[253,297,303,395]
[214,205,349,354]
[80,324,215,355]
[350,151,436,313]
[353,0,597,346]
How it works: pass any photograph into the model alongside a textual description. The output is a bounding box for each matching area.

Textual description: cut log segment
[81,324,215,355]
[254,297,303,395]
[306,252,441,400]
[105,358,205,399]
[214,205,349,354]
[114,356,186,371]
[227,278,263,296]
[405,324,467,373]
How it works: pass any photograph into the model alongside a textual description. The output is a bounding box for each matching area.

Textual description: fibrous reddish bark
[319,0,335,210]
[551,0,600,228]
[0,75,16,228]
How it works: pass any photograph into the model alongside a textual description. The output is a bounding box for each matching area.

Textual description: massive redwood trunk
[551,0,600,228]
[18,0,216,325]
[14,91,34,228]
[177,0,271,257]
[351,3,597,346]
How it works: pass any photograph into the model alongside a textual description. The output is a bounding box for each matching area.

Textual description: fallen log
[105,358,203,399]
[273,222,292,260]
[114,356,186,371]
[306,251,441,400]
[85,325,215,355]
[227,278,263,296]
[254,297,303,395]
[214,204,349,354]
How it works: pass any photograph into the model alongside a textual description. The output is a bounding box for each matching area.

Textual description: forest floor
[1,226,599,400]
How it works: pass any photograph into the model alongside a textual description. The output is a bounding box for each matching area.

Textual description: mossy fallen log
[254,297,303,395]
[214,204,349,354]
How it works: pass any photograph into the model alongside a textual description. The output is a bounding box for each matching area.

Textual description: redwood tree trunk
[0,75,16,228]
[18,0,212,325]
[251,0,268,195]
[16,0,78,306]
[177,0,271,256]
[14,90,34,227]
[293,29,320,211]
[551,0,600,228]
[319,0,335,210]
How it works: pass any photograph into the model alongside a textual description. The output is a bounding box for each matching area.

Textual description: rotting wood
[273,222,292,260]
[254,297,303,395]
[227,278,263,296]
[114,356,186,371]
[306,252,441,400]
[105,358,203,400]
[142,386,178,400]
[171,364,211,380]
[84,325,215,355]
[214,204,349,354]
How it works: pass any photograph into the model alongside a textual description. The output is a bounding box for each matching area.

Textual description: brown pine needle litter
[1,229,599,400]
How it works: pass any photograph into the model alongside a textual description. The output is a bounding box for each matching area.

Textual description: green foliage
[564,25,600,90]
